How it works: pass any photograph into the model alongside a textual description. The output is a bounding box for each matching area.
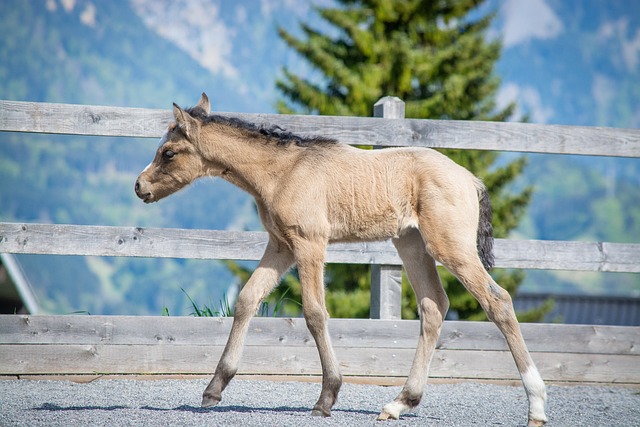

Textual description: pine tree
[241,0,546,321]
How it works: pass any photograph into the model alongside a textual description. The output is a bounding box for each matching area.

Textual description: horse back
[265,145,479,246]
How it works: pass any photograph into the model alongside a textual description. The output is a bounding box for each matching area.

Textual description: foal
[135,93,547,426]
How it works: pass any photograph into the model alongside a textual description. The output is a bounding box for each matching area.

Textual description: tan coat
[135,94,547,426]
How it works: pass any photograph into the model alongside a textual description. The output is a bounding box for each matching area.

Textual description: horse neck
[199,126,293,200]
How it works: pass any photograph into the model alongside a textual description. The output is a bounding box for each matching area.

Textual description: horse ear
[173,103,185,122]
[196,92,210,114]
[173,103,198,139]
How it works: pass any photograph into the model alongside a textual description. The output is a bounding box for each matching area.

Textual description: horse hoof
[311,408,331,417]
[201,394,221,408]
[377,411,396,421]
[528,420,546,426]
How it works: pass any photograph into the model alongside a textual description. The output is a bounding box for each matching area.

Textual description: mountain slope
[494,0,640,295]
[0,0,259,314]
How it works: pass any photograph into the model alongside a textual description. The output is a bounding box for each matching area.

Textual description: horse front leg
[202,238,294,408]
[295,239,342,417]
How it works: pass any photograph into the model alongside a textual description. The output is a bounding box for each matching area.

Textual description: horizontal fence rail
[1,315,638,384]
[2,100,640,156]
[1,222,639,272]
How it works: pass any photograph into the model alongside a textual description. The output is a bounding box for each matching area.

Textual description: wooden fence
[0,98,639,383]
[0,314,638,385]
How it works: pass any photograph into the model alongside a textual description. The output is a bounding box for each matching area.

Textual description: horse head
[135,93,218,203]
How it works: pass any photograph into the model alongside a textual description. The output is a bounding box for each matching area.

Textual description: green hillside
[493,0,640,296]
[0,0,258,314]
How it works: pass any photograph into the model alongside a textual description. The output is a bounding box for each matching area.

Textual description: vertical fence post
[370,96,405,320]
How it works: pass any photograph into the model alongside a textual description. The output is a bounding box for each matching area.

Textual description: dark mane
[185,106,337,148]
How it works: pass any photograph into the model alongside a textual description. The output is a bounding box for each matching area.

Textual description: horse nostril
[134,180,141,194]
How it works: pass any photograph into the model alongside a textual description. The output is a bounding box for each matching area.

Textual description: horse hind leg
[378,228,449,420]
[428,235,547,426]
[482,275,547,426]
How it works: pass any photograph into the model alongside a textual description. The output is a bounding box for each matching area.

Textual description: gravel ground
[1,378,638,426]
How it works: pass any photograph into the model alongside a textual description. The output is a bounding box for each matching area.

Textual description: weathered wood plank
[0,100,171,138]
[450,350,640,383]
[370,264,403,319]
[493,239,640,272]
[0,223,270,261]
[1,316,637,355]
[370,97,405,320]
[1,343,637,383]
[2,316,637,382]
[1,222,639,272]
[2,100,640,157]
[0,222,399,264]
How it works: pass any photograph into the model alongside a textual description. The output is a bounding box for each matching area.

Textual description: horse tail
[475,180,495,271]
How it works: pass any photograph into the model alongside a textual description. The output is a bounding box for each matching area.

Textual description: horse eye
[163,150,175,160]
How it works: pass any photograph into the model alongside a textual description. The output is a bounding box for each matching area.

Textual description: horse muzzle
[134,179,154,203]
